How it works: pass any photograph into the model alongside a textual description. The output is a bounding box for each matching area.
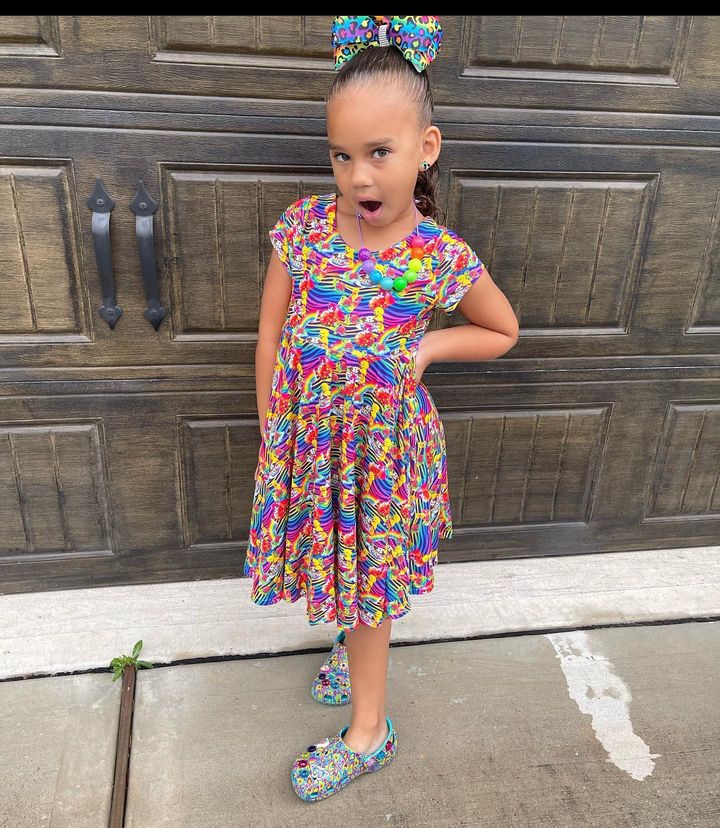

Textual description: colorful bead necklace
[355,200,427,294]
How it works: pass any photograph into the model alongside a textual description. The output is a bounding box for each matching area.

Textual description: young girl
[245,16,519,802]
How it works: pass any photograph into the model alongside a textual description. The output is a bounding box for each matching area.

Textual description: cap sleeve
[434,230,486,315]
[268,196,307,272]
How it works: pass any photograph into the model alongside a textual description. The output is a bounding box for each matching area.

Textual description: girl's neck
[336,194,428,250]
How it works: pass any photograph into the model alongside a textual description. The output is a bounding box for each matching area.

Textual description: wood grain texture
[0,16,719,594]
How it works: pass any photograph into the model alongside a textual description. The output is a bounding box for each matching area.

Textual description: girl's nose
[349,164,373,188]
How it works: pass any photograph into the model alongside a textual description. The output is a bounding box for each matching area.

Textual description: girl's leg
[341,617,392,754]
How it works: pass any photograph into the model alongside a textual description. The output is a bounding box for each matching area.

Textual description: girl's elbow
[502,326,519,353]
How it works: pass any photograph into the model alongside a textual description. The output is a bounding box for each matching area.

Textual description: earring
[419,160,431,171]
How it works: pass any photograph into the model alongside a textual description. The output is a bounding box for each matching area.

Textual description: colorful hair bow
[332,16,443,74]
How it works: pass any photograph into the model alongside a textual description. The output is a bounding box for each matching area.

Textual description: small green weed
[109,639,155,682]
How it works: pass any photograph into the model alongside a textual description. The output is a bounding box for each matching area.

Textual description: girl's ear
[422,125,442,165]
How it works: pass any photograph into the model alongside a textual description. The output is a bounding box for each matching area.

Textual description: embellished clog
[311,629,351,705]
[291,715,397,801]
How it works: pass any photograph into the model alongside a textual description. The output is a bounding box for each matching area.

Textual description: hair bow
[332,16,443,74]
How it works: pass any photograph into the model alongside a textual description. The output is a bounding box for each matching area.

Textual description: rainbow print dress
[244,192,486,630]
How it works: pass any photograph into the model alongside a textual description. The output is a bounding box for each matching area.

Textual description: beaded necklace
[354,200,428,295]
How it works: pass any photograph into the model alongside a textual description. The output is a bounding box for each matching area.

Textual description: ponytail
[414,159,444,225]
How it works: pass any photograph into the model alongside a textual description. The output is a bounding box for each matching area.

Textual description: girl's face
[327,83,440,227]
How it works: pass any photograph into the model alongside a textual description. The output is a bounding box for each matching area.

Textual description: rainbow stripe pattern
[244,192,486,630]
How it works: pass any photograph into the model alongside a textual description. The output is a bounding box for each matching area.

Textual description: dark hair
[325,45,445,225]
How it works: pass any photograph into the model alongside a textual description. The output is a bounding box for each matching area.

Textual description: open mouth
[359,200,383,217]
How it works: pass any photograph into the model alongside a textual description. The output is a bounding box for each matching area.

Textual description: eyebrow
[328,138,395,150]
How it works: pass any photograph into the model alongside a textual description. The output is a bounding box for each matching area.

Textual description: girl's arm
[256,250,292,435]
[418,269,519,375]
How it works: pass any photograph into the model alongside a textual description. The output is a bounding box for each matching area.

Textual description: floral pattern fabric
[244,191,486,630]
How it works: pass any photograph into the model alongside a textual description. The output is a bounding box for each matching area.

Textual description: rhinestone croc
[311,629,351,705]
[291,715,397,802]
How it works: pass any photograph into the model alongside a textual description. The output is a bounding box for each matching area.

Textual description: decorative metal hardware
[130,180,166,331]
[87,178,122,329]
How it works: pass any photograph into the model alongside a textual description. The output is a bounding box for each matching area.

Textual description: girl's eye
[332,148,390,162]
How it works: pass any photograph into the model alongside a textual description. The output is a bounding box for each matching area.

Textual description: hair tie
[332,16,443,74]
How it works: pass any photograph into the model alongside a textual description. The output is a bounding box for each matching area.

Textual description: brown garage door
[1,16,719,594]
